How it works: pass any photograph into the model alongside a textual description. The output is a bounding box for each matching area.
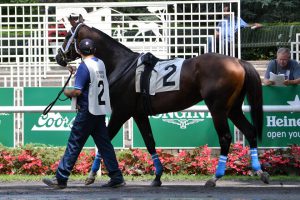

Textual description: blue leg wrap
[250,148,261,172]
[91,152,102,173]
[152,153,163,175]
[215,155,227,178]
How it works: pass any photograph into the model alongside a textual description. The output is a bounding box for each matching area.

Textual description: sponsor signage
[132,102,233,148]
[0,88,14,147]
[23,87,123,148]
[245,86,300,147]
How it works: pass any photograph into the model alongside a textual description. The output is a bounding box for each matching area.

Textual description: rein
[43,72,73,115]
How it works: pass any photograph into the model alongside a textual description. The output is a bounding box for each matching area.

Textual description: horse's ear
[79,14,84,23]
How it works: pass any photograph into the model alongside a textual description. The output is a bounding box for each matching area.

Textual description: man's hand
[263,79,274,86]
[67,65,77,74]
[283,80,296,86]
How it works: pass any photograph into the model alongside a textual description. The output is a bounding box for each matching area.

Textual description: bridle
[57,23,84,65]
[43,23,84,115]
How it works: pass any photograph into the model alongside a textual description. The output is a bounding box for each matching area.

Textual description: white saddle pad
[135,57,184,95]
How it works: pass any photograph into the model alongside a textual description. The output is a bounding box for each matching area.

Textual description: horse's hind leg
[229,108,270,184]
[205,109,232,187]
[133,115,163,187]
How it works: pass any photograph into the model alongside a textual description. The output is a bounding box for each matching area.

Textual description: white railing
[291,33,300,62]
[0,0,241,88]
[1,105,300,113]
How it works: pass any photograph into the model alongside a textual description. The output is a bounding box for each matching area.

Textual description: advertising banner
[132,102,233,148]
[0,88,14,147]
[23,87,123,148]
[244,86,300,148]
[259,86,300,147]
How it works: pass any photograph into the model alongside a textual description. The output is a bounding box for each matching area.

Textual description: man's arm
[283,78,300,86]
[64,62,88,98]
[263,60,275,85]
[284,61,300,85]
[64,89,81,98]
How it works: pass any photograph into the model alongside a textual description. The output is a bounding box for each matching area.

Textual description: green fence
[132,102,233,148]
[133,86,300,149]
[0,88,14,147]
[245,85,300,148]
[23,87,124,148]
[1,86,300,148]
[241,25,300,48]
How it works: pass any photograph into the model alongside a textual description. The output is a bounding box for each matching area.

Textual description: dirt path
[0,180,299,200]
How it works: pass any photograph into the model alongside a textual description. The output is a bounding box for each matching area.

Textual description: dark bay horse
[56,23,269,187]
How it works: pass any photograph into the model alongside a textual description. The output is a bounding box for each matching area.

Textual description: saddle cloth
[135,57,184,95]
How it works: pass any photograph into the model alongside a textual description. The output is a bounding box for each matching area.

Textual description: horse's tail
[240,60,263,141]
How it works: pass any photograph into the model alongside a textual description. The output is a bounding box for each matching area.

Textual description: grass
[0,174,299,182]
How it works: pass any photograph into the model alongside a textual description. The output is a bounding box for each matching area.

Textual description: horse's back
[181,53,246,109]
[182,53,245,87]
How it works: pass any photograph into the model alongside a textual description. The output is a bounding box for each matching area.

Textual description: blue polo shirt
[264,59,300,80]
[74,57,99,110]
[218,17,248,42]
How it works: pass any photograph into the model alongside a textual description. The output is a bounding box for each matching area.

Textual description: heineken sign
[246,86,300,147]
[262,92,300,147]
[23,87,124,148]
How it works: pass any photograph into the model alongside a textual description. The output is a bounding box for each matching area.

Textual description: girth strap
[140,53,159,115]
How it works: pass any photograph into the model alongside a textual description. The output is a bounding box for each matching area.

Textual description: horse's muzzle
[56,49,68,67]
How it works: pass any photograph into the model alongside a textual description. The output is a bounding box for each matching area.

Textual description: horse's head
[56,27,81,67]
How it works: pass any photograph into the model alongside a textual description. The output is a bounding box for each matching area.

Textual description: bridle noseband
[57,23,84,65]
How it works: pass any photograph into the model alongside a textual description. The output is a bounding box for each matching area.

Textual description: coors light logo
[31,113,75,131]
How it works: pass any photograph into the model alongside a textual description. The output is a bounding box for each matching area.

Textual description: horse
[129,21,162,42]
[56,23,270,187]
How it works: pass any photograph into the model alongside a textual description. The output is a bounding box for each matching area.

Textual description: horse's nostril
[55,54,67,67]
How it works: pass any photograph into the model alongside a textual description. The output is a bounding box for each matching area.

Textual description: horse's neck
[86,27,139,75]
[96,35,138,74]
[100,51,139,76]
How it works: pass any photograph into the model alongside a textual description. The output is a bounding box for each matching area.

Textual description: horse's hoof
[260,172,270,184]
[85,177,95,185]
[151,179,162,187]
[151,175,162,187]
[85,172,97,185]
[205,179,216,187]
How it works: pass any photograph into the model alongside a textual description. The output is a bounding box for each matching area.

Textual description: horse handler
[42,38,125,189]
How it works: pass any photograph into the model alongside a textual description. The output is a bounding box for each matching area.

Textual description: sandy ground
[0,179,299,200]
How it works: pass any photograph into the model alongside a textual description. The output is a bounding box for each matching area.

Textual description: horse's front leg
[133,115,163,187]
[205,111,232,187]
[85,112,130,185]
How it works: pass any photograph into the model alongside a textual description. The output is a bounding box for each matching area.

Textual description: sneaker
[85,171,97,186]
[101,179,126,188]
[42,177,67,189]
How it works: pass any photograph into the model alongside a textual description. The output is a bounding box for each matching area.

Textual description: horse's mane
[90,26,134,53]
